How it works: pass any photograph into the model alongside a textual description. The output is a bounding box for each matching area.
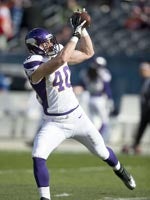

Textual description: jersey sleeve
[23,44,63,79]
[23,55,44,77]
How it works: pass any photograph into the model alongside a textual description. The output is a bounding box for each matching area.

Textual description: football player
[23,9,136,200]
[79,56,114,143]
[122,61,150,154]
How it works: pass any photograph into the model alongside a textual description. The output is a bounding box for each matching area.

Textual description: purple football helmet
[25,28,60,56]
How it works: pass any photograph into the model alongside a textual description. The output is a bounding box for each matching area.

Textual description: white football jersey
[23,46,79,116]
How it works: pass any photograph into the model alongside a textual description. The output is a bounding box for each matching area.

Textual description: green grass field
[0,151,150,200]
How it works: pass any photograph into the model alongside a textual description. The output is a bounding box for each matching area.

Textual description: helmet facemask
[38,34,60,56]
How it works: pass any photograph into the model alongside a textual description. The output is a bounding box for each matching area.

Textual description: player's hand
[70,8,87,29]
[72,20,86,39]
[70,9,81,29]
[70,9,87,39]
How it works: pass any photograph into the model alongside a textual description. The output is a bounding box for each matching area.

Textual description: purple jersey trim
[24,61,44,69]
[30,78,49,113]
[44,105,79,116]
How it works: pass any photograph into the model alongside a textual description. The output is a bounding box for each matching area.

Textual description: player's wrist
[81,28,89,37]
[72,30,81,39]
[70,36,79,43]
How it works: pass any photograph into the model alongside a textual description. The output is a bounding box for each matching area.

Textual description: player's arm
[31,9,92,83]
[31,39,78,83]
[68,28,94,65]
[31,21,86,83]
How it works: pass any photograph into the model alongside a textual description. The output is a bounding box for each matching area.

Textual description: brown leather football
[80,12,91,28]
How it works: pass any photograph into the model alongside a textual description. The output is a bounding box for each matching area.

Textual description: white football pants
[32,105,109,160]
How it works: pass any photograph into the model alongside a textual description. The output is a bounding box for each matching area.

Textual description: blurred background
[0,0,149,154]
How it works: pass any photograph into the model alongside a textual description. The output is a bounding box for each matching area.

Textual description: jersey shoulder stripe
[24,55,43,63]
[24,60,44,70]
[23,55,44,70]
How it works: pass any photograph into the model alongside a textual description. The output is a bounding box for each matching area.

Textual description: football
[71,11,91,28]
[80,11,91,28]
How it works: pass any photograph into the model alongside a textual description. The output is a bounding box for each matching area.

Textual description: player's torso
[84,74,104,96]
[23,54,79,115]
[83,68,111,96]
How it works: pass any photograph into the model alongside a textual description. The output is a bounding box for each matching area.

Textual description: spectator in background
[21,0,43,31]
[9,0,24,38]
[0,0,13,51]
[54,0,83,45]
[6,0,24,49]
[56,25,72,46]
[61,0,82,24]
[122,61,150,154]
[67,0,82,11]
[0,73,11,91]
[0,73,11,117]
[78,57,114,143]
[124,0,150,30]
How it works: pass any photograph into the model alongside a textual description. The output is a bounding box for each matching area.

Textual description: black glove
[70,10,86,39]
[70,12,81,29]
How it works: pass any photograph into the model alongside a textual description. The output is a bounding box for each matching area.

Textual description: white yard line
[54,193,71,197]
